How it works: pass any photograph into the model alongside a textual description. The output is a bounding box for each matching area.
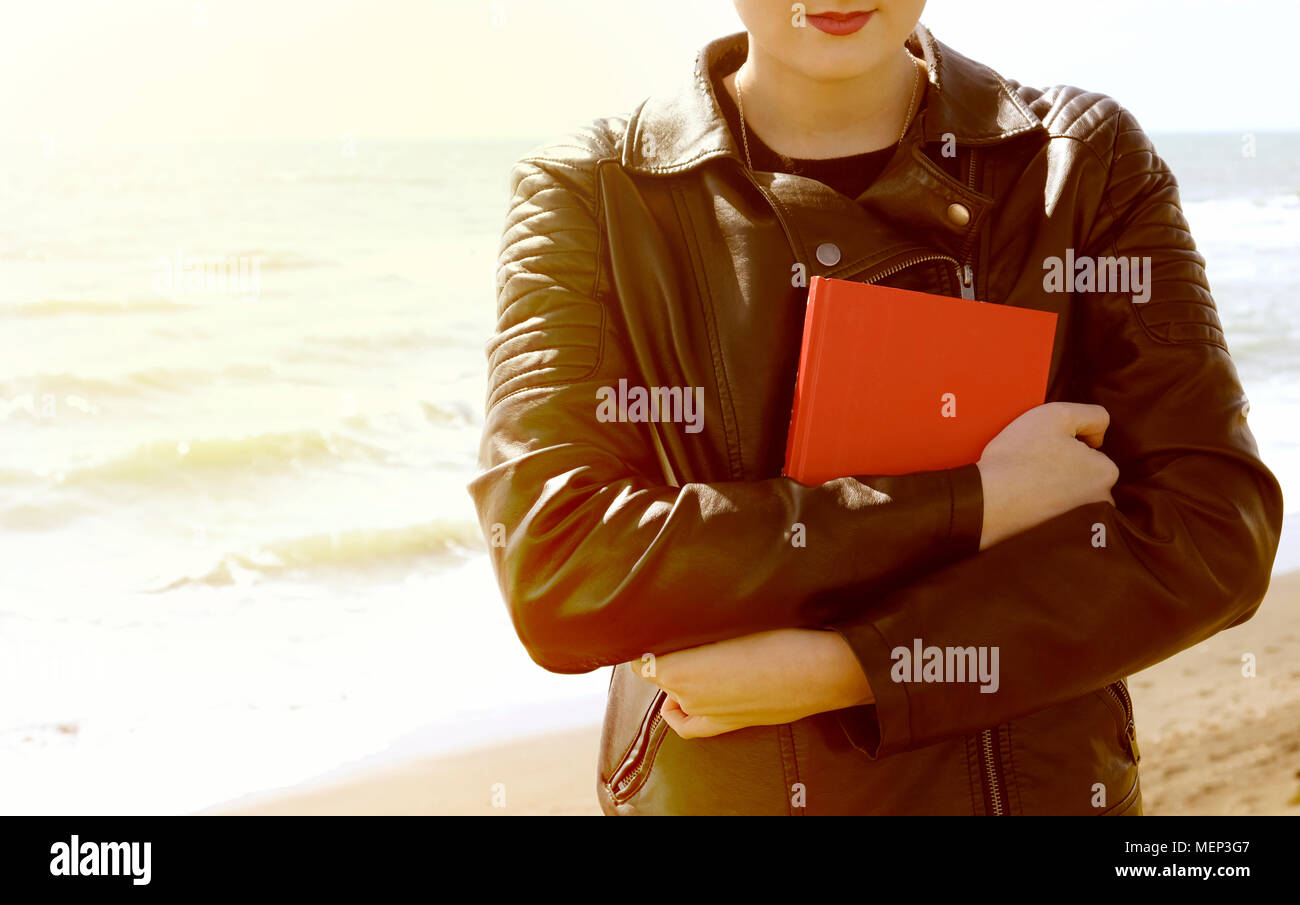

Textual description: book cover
[783,276,1058,484]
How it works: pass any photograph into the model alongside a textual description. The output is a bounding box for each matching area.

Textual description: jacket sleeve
[468,153,985,674]
[829,109,1284,757]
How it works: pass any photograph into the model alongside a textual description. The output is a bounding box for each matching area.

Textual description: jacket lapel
[622,25,1045,282]
[624,24,1044,176]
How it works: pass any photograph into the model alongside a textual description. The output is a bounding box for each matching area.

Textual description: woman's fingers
[658,694,691,735]
[659,695,730,739]
[1059,401,1111,449]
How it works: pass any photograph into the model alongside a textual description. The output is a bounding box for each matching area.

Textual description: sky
[2,0,1296,141]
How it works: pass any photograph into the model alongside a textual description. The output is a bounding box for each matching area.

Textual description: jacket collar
[623,23,1044,175]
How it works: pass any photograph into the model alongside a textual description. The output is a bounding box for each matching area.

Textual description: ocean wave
[1184,192,1300,212]
[0,466,40,488]
[129,363,276,391]
[148,519,485,590]
[6,298,195,317]
[57,429,392,485]
[282,173,446,189]
[302,328,464,351]
[0,365,278,406]
[0,387,106,420]
[419,399,477,426]
[227,250,329,271]
[1182,194,1300,245]
[0,497,91,531]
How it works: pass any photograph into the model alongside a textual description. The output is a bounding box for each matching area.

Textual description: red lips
[806,10,874,36]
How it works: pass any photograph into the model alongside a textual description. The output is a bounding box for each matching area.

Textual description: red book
[783,276,1058,484]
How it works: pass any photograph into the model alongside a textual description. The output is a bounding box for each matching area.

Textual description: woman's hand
[977,402,1120,550]
[642,629,873,739]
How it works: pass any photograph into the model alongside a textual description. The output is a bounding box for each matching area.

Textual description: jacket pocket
[605,689,669,804]
[1096,679,1141,764]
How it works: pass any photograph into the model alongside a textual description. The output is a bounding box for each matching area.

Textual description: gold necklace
[734,50,923,171]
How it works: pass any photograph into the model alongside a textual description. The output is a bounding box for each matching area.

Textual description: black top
[711,63,899,199]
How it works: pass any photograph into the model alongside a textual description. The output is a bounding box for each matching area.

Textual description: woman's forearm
[646,628,874,739]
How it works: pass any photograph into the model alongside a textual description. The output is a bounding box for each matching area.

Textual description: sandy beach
[217,569,1300,817]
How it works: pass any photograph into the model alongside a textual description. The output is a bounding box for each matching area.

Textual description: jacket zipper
[860,252,974,299]
[735,149,980,301]
[607,690,668,802]
[970,140,1002,815]
[860,252,957,286]
[1106,679,1141,763]
[866,146,1000,814]
[861,148,981,299]
[956,147,979,299]
[967,141,1005,816]
[977,727,1007,816]
[977,681,1138,816]
[956,262,975,299]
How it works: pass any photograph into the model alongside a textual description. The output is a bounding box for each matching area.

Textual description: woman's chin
[779,50,898,83]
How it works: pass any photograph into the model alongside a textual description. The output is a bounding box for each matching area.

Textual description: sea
[1,132,1297,814]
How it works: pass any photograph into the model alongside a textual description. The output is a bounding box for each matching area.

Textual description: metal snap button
[815,242,841,266]
[946,203,971,227]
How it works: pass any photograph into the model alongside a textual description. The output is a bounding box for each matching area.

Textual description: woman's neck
[724,40,921,161]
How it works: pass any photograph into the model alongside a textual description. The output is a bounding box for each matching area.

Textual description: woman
[470,1,1283,815]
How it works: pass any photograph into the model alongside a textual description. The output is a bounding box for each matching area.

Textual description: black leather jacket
[469,26,1284,814]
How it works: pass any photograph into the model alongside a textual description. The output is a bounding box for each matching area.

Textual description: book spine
[782,276,826,481]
